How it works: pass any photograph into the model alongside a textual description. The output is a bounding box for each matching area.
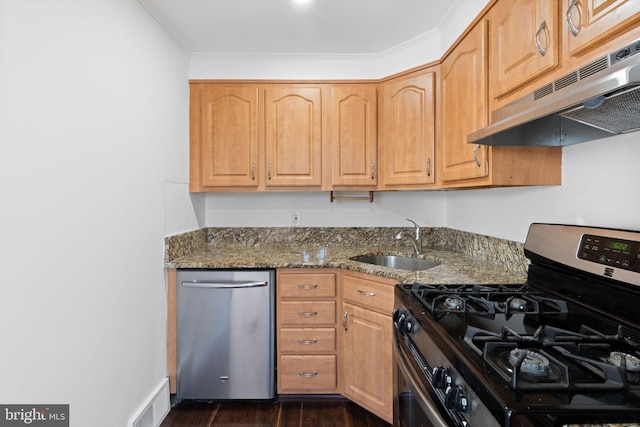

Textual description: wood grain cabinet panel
[440,21,490,184]
[379,70,436,189]
[341,302,393,423]
[277,269,339,395]
[279,355,337,392]
[280,301,336,325]
[341,272,394,316]
[278,272,336,298]
[264,86,323,187]
[280,328,336,353]
[339,271,395,423]
[563,0,640,59]
[330,85,378,188]
[189,85,259,191]
[490,0,558,99]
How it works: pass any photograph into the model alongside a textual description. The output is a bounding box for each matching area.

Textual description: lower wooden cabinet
[279,355,337,391]
[276,268,394,422]
[277,268,339,394]
[339,270,395,423]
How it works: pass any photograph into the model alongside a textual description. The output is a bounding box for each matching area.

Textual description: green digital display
[608,241,629,251]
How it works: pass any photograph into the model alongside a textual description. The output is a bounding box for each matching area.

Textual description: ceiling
[139,0,462,55]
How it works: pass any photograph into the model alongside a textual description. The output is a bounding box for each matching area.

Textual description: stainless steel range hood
[469,38,640,147]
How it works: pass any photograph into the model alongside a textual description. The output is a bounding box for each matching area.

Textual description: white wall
[446,132,640,242]
[0,1,192,426]
[203,191,447,228]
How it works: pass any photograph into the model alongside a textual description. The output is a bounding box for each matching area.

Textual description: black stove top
[402,281,640,391]
[394,224,640,426]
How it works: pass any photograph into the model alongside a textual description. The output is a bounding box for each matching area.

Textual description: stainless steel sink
[351,255,440,271]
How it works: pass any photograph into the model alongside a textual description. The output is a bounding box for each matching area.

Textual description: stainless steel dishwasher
[176,269,275,400]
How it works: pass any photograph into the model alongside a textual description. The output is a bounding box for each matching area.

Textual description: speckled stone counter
[165,227,529,285]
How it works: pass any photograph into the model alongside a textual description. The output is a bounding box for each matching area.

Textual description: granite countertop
[166,243,527,285]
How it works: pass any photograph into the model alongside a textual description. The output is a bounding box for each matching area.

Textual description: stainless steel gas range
[393,223,640,427]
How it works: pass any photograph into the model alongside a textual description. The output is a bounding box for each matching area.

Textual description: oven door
[393,327,452,427]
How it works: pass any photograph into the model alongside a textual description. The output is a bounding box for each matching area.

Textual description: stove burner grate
[409,282,569,317]
[464,324,638,391]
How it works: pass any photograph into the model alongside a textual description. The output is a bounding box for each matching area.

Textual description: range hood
[469,38,640,147]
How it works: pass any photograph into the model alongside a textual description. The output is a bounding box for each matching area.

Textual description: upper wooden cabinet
[189,84,260,191]
[563,0,640,59]
[439,21,490,184]
[330,85,378,188]
[490,0,559,98]
[189,83,324,192]
[264,86,323,188]
[440,19,563,188]
[489,0,640,103]
[379,70,436,189]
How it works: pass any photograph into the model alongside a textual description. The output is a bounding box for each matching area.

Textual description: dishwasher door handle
[181,281,268,289]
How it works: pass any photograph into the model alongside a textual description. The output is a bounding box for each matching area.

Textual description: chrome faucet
[395,218,422,255]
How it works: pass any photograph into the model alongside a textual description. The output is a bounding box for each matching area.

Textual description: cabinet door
[264,86,322,187]
[380,71,435,188]
[341,302,393,423]
[331,85,378,187]
[490,0,558,98]
[563,0,640,58]
[190,85,259,190]
[440,21,490,183]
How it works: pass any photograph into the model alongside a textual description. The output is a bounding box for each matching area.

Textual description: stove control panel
[579,234,640,273]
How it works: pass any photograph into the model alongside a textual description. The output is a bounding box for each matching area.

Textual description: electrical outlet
[291,211,301,226]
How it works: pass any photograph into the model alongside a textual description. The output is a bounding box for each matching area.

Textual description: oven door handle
[394,330,450,427]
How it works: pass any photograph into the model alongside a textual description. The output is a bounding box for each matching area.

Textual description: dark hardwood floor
[160,397,393,427]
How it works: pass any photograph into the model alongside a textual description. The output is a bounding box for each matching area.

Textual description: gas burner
[444,296,464,310]
[509,297,528,311]
[609,352,640,372]
[509,349,550,377]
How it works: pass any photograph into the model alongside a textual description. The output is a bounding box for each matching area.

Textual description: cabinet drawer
[280,301,336,325]
[342,273,394,315]
[278,272,336,298]
[280,328,336,353]
[279,355,336,391]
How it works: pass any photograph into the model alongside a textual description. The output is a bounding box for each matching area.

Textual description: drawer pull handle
[566,0,580,37]
[535,20,547,57]
[298,371,318,379]
[357,289,376,297]
[342,311,348,331]
[298,311,318,317]
[473,144,481,167]
[298,339,318,345]
[297,284,318,289]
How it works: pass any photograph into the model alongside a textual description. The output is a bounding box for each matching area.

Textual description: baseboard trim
[129,377,171,427]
